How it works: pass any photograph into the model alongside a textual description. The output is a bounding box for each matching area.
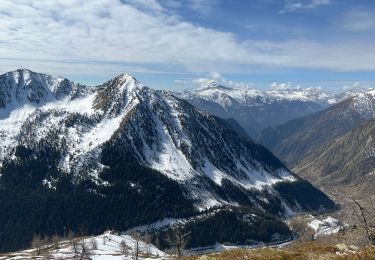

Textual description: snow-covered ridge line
[177,80,373,108]
[0,69,94,111]
[351,89,375,119]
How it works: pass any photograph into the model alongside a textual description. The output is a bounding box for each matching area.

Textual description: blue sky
[1,0,375,90]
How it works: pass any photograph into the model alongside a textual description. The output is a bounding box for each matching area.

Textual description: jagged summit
[349,88,375,119]
[3,68,65,91]
[0,69,85,110]
[115,72,137,81]
[0,69,146,113]
[97,72,145,97]
[109,73,140,88]
[197,80,233,91]
[338,85,370,100]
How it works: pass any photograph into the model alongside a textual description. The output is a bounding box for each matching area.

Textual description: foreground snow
[0,231,168,260]
[0,227,295,259]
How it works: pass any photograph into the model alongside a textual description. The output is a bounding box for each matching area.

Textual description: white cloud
[0,0,253,73]
[192,72,253,89]
[208,72,222,80]
[192,72,224,87]
[1,0,375,80]
[192,77,212,86]
[241,39,375,71]
[126,0,164,12]
[342,82,360,90]
[270,82,294,90]
[174,79,187,85]
[270,81,311,89]
[281,0,331,13]
[312,0,331,5]
[160,0,218,17]
[188,0,218,17]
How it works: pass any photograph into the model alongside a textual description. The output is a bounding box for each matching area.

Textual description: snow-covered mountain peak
[197,80,232,91]
[106,73,145,94]
[343,85,369,96]
[183,81,334,106]
[349,88,375,119]
[8,68,56,81]
[0,69,84,110]
[350,87,375,102]
[265,86,330,103]
[92,73,146,118]
[330,85,370,103]
[114,73,138,84]
[5,68,65,92]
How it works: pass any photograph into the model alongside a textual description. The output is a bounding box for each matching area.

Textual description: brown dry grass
[184,243,375,260]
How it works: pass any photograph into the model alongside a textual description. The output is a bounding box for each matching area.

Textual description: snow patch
[308,216,345,237]
[0,231,168,260]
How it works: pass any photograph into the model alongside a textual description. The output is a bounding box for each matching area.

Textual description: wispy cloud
[1,0,375,81]
[158,0,218,17]
[280,0,331,13]
[174,79,187,85]
[0,0,248,73]
[125,0,164,12]
[188,0,218,17]
[192,72,253,89]
[338,9,375,32]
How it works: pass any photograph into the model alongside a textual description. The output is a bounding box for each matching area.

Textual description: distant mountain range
[0,69,334,252]
[176,80,368,139]
[177,78,375,223]
[294,118,375,201]
[259,88,375,209]
[260,89,375,166]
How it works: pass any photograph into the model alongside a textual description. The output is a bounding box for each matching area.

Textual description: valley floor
[2,222,373,260]
[0,192,372,259]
